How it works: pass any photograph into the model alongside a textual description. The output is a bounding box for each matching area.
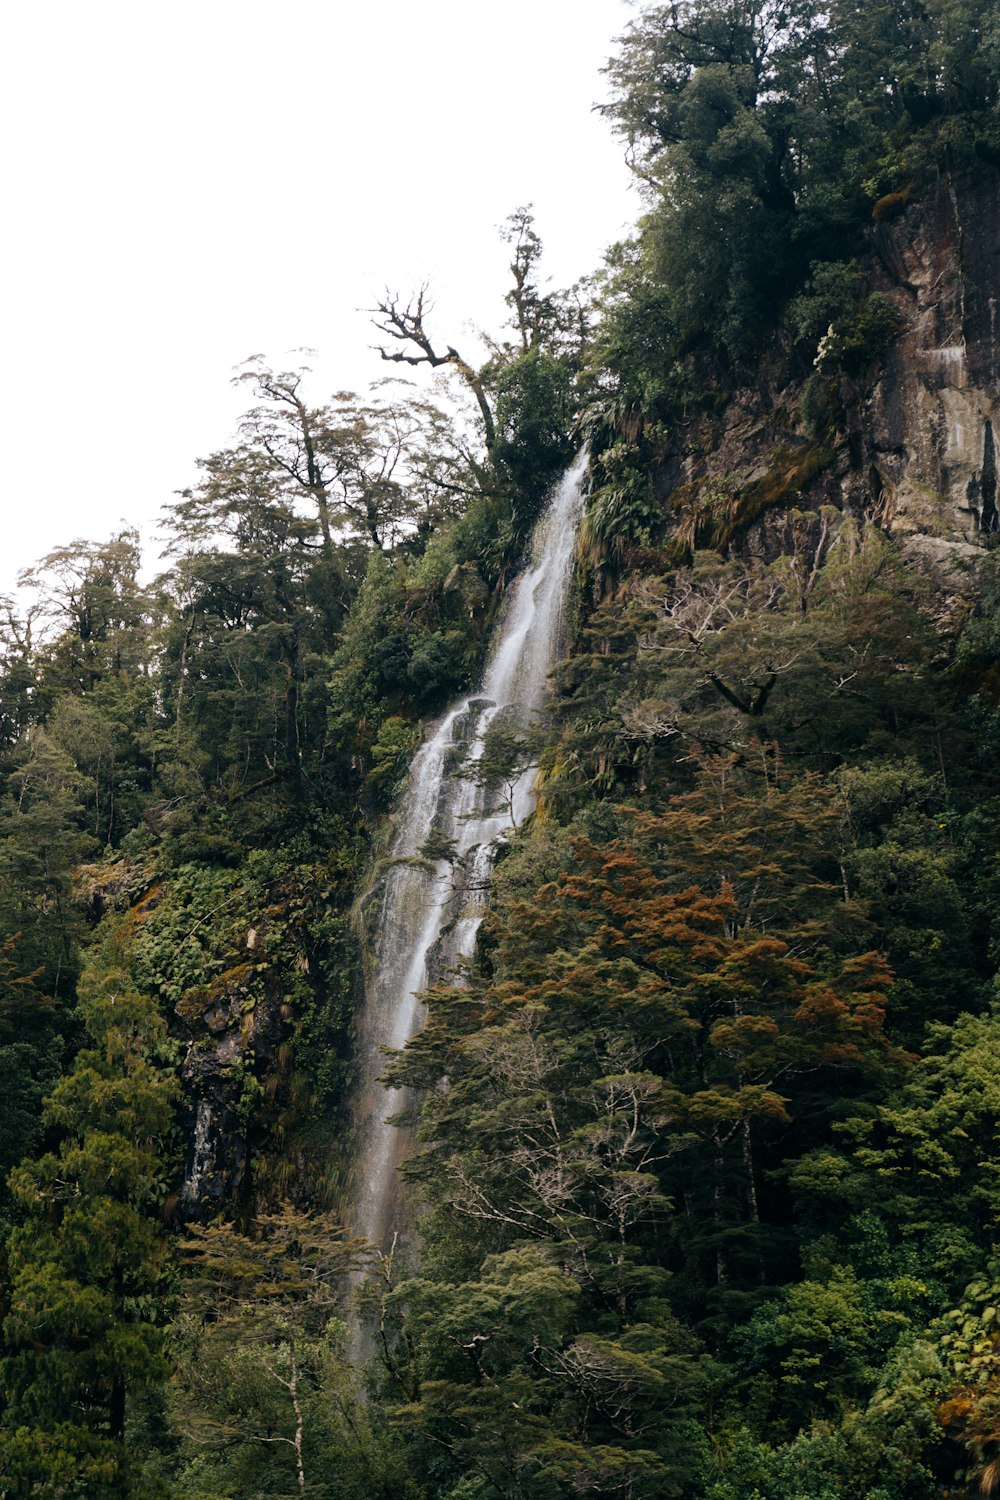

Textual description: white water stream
[348,450,589,1253]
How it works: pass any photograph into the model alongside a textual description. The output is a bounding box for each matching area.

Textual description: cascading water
[348,449,589,1255]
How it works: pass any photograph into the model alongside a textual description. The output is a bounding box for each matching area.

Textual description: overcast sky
[0,0,637,591]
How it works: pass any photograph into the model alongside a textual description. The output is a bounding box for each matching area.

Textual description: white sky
[0,0,637,592]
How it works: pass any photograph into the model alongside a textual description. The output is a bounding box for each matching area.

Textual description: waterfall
[181,1099,213,1208]
[347,449,589,1255]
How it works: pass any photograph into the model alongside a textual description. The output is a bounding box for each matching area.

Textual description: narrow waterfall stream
[348,450,589,1257]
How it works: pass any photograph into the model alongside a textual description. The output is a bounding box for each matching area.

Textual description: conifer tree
[0,918,177,1498]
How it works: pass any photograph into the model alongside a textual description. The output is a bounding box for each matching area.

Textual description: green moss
[674,442,836,552]
[872,184,914,223]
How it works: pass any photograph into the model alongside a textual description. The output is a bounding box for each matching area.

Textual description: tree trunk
[274,593,303,798]
[289,1342,306,1499]
[297,395,336,564]
[109,1372,126,1443]
[713,1133,728,1286]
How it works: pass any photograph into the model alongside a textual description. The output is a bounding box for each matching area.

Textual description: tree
[22,532,149,701]
[598,1,835,362]
[164,1211,414,1499]
[0,918,177,1498]
[0,726,92,994]
[0,597,41,754]
[597,0,1000,376]
[371,211,588,526]
[549,522,946,806]
[234,357,474,552]
[460,721,538,827]
[390,756,897,1339]
[163,440,335,805]
[0,935,61,1218]
[5,534,160,850]
[493,207,590,364]
[371,287,497,456]
[372,1244,712,1500]
[936,1258,1000,1496]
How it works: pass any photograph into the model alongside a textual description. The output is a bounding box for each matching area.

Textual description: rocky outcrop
[866,169,1000,567]
[175,939,288,1214]
[648,168,1000,577]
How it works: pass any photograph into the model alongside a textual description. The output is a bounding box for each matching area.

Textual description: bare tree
[370,286,497,454]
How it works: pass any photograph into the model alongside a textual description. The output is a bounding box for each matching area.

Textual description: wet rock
[863,170,1000,553]
[649,169,1000,579]
[173,955,288,1217]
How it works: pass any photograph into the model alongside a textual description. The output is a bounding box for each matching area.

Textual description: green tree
[0,918,177,1498]
[0,726,92,993]
[163,1210,416,1499]
[596,0,1000,385]
[162,440,338,807]
[234,358,473,553]
[0,935,61,1218]
[372,1245,711,1500]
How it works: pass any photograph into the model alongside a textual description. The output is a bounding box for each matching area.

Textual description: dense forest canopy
[2,2,1000,1496]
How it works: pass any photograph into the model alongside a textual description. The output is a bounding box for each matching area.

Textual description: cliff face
[867,168,1000,565]
[648,169,1000,576]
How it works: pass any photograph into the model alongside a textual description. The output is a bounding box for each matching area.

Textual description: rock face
[176,952,287,1213]
[867,169,1000,564]
[648,168,1000,575]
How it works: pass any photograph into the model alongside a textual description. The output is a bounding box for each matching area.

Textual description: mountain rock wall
[649,168,1000,577]
[867,168,1000,564]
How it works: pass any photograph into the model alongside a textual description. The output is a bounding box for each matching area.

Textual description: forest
[3,1,1000,1495]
